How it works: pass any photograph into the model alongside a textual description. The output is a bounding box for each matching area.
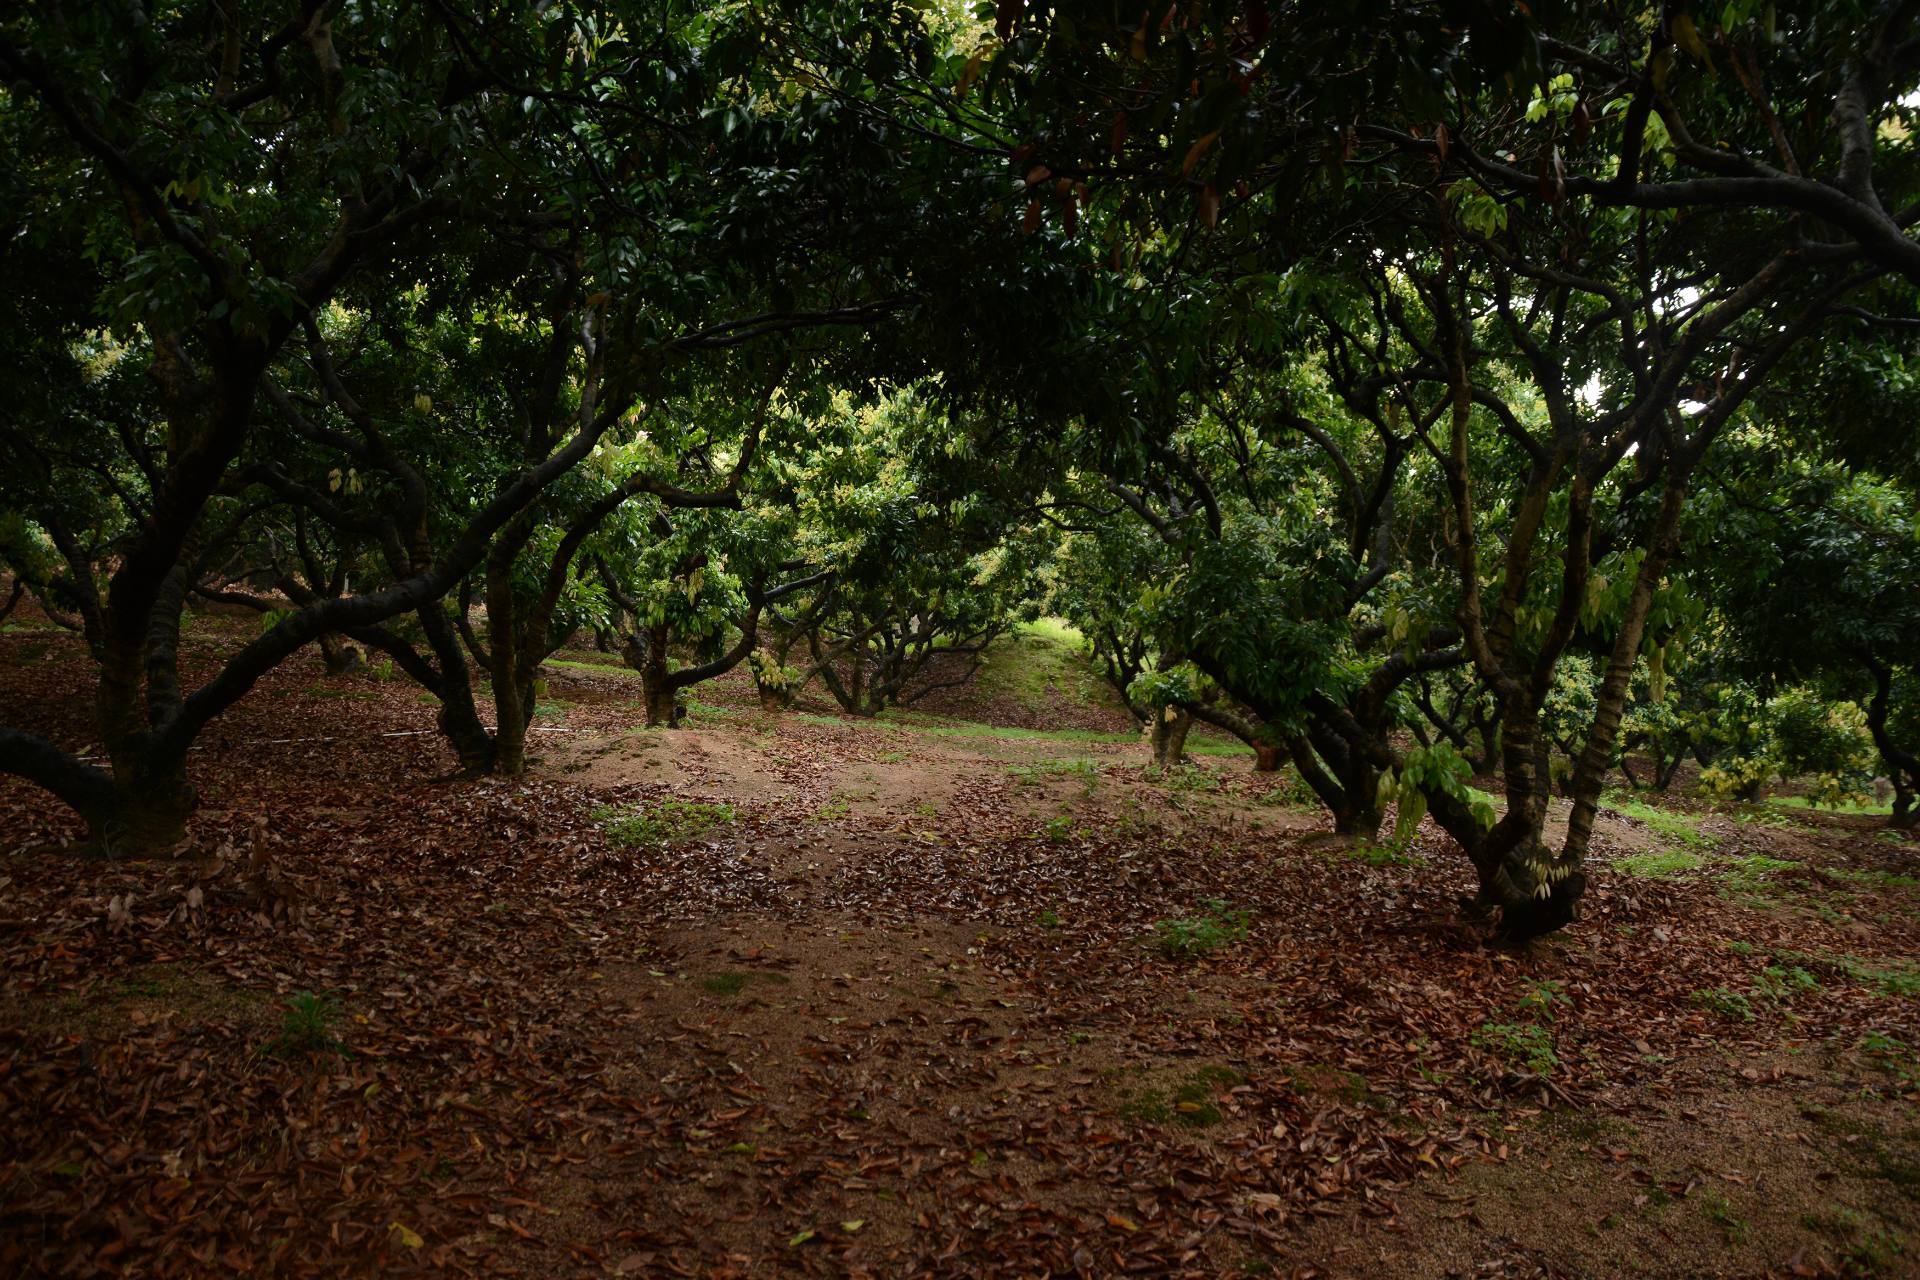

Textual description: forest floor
[2,614,1917,1279]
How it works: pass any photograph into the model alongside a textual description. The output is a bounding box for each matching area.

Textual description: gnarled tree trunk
[1149,706,1191,767]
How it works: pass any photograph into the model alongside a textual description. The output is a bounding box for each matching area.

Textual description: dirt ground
[2,618,1917,1277]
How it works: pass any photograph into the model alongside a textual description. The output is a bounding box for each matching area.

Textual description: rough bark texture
[1149,707,1191,767]
[1866,664,1920,830]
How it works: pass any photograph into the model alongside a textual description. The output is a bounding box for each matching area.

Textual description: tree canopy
[3,0,1918,939]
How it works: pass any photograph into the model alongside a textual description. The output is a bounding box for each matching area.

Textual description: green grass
[1692,986,1756,1021]
[1119,1064,1246,1128]
[1699,1190,1751,1246]
[1611,849,1707,877]
[1346,842,1426,868]
[543,656,641,679]
[1753,964,1821,1003]
[971,618,1107,711]
[1769,794,1896,816]
[1720,852,1797,896]
[1036,815,1081,842]
[1151,899,1251,959]
[266,991,344,1060]
[1829,867,1920,891]
[590,798,735,846]
[1008,758,1101,786]
[790,707,1253,755]
[1602,795,1718,849]
[1472,1021,1557,1074]
[1778,949,1920,997]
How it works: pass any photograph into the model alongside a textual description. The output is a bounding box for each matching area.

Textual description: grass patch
[1861,1033,1920,1091]
[1008,758,1100,787]
[591,798,735,846]
[1804,1209,1908,1274]
[1691,986,1756,1022]
[1471,1021,1557,1074]
[265,991,344,1061]
[1611,849,1706,878]
[1145,763,1227,792]
[1830,867,1920,891]
[1035,815,1082,842]
[1346,841,1426,868]
[1779,950,1920,998]
[1151,899,1250,959]
[1119,1064,1246,1128]
[971,618,1107,712]
[1284,1063,1387,1106]
[794,707,1254,755]
[1699,1190,1750,1246]
[1719,852,1797,896]
[1840,1229,1907,1277]
[1753,963,1820,1004]
[1769,795,1895,817]
[1602,795,1717,849]
[543,656,641,679]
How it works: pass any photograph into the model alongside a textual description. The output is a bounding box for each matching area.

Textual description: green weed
[1008,758,1099,788]
[1861,1033,1920,1090]
[1147,763,1226,792]
[591,799,735,846]
[1699,1190,1750,1246]
[1602,796,1717,849]
[1611,849,1706,877]
[1471,1021,1557,1074]
[1120,1064,1246,1128]
[1518,978,1570,1023]
[1691,986,1756,1022]
[1346,841,1426,867]
[1829,867,1920,891]
[1720,853,1797,895]
[1769,795,1895,817]
[1778,950,1920,997]
[1753,964,1820,1004]
[1037,815,1079,842]
[1151,899,1250,959]
[266,991,343,1060]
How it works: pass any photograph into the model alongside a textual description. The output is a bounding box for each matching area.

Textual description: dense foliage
[3,0,1917,939]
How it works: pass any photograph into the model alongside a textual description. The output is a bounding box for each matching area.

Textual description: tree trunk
[436,696,496,774]
[485,550,530,776]
[1865,663,1920,830]
[1253,743,1281,773]
[628,623,683,727]
[415,603,495,773]
[1444,705,1585,941]
[1150,706,1191,767]
[106,754,197,856]
[317,632,364,674]
[1307,718,1382,839]
[1286,730,1381,840]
